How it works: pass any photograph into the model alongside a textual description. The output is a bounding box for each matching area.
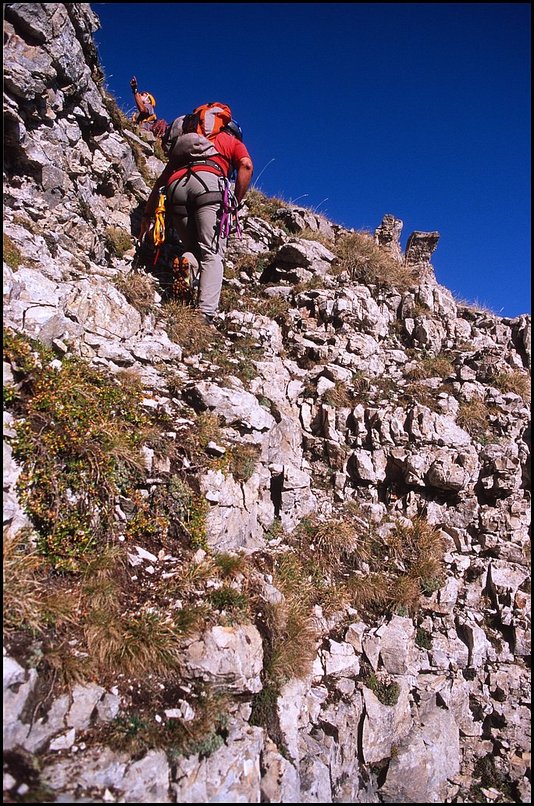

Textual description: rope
[153,189,166,247]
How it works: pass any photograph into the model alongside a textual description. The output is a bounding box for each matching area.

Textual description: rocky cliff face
[3,4,531,804]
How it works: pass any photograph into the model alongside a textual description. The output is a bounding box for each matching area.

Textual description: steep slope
[3,4,531,804]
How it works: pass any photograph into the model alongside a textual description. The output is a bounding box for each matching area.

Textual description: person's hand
[130,76,138,93]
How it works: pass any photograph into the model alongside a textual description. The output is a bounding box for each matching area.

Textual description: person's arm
[130,76,149,116]
[133,91,149,115]
[234,156,253,205]
[139,162,175,238]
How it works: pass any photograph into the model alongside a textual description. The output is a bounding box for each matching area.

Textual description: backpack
[150,118,168,139]
[189,102,232,137]
[162,102,233,171]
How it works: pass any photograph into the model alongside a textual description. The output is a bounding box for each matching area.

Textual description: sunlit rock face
[3,4,530,803]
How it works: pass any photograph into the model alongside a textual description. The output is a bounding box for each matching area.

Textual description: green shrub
[365,672,400,706]
[4,328,151,571]
[3,234,23,270]
[415,627,433,649]
[105,226,133,258]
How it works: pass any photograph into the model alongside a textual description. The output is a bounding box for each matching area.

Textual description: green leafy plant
[207,585,250,619]
[415,627,433,649]
[364,672,400,706]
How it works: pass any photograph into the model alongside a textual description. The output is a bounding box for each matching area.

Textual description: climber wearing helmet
[130,76,157,130]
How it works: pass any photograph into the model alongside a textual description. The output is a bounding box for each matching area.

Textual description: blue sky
[92,3,531,318]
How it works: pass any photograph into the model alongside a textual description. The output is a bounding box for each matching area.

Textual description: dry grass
[293,507,381,578]
[252,550,320,690]
[163,302,215,354]
[244,188,289,223]
[212,552,249,579]
[291,508,447,619]
[225,442,262,482]
[453,295,497,316]
[3,530,78,634]
[322,380,354,408]
[402,380,448,412]
[196,411,223,449]
[298,226,336,248]
[115,270,157,314]
[3,530,48,633]
[90,610,184,678]
[332,230,417,290]
[305,519,361,575]
[262,596,318,688]
[405,353,456,381]
[346,572,392,613]
[489,370,531,403]
[3,234,23,270]
[457,398,492,439]
[80,547,199,680]
[386,517,446,598]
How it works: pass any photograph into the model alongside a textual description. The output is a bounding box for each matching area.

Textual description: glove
[130,77,138,93]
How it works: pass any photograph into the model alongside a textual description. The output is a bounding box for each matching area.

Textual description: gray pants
[166,171,227,317]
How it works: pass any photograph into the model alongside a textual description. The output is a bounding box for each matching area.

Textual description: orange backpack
[162,103,234,171]
[189,102,232,138]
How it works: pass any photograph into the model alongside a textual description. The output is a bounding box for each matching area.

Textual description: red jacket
[166,131,251,186]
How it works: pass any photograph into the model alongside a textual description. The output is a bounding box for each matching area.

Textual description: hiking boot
[201,313,215,327]
[172,255,192,301]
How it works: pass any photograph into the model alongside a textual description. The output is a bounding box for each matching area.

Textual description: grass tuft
[163,302,215,354]
[115,270,157,314]
[332,230,416,290]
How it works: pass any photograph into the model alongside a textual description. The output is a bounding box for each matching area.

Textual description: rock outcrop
[3,4,530,804]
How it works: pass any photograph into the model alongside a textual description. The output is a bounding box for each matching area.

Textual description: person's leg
[166,178,197,257]
[192,173,226,318]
